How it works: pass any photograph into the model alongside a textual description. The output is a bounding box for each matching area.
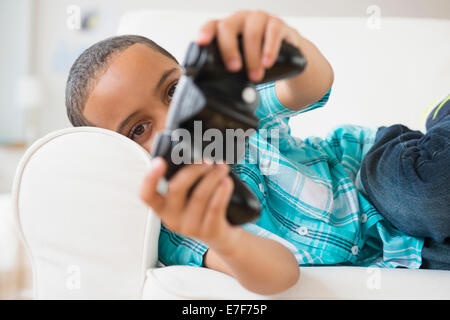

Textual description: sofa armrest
[12,127,160,299]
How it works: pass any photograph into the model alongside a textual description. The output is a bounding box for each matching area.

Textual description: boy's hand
[142,160,300,295]
[196,10,302,82]
[197,10,334,110]
[140,158,239,253]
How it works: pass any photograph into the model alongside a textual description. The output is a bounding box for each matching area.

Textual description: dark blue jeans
[360,115,450,269]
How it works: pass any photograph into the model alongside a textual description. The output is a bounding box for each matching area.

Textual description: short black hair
[65,35,178,127]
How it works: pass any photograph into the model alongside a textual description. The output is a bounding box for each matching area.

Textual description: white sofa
[11,10,450,299]
[11,127,450,299]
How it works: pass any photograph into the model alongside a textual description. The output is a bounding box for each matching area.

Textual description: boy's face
[83,44,182,152]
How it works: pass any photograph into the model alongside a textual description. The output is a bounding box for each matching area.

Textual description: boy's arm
[204,229,299,295]
[276,34,334,110]
[197,10,334,112]
[140,158,299,295]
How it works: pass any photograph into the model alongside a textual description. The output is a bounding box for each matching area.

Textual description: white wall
[0,0,31,143]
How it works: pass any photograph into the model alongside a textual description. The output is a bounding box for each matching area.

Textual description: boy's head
[65,35,181,152]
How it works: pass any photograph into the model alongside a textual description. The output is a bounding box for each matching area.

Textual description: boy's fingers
[183,164,230,231]
[197,19,218,45]
[216,11,247,72]
[243,11,269,82]
[203,176,234,230]
[140,157,167,212]
[262,17,284,69]
[284,27,302,50]
[165,163,213,212]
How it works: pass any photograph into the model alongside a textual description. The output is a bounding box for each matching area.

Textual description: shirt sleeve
[255,81,331,130]
[158,224,209,267]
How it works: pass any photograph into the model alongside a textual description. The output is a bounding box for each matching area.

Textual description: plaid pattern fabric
[158,81,424,268]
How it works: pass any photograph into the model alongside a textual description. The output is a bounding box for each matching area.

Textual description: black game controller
[151,36,306,225]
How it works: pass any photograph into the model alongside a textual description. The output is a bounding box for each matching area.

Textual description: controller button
[242,86,257,104]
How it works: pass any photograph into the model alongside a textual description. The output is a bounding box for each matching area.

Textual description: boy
[65,10,449,295]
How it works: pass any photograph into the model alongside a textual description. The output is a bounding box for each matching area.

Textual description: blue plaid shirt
[158,81,424,268]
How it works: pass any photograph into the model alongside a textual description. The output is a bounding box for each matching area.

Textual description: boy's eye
[168,82,177,100]
[130,122,151,140]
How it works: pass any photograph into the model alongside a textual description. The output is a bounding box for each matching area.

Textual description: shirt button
[351,246,359,255]
[297,226,308,236]
[258,183,264,193]
[361,214,368,223]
